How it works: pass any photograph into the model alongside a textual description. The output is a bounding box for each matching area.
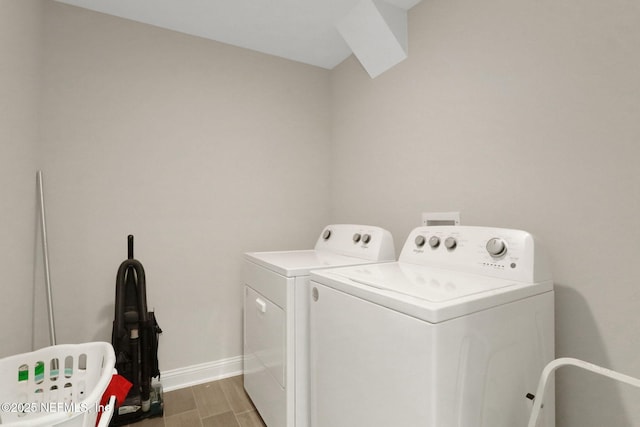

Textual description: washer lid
[245,250,389,277]
[310,262,553,323]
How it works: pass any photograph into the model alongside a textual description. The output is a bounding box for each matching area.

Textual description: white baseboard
[159,355,243,392]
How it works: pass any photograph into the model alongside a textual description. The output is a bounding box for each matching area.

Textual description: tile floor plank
[138,376,263,427]
[163,387,197,416]
[219,376,256,414]
[193,381,233,419]
[235,410,267,427]
[164,409,203,427]
[201,411,240,427]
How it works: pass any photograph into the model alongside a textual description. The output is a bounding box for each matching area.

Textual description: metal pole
[36,171,57,346]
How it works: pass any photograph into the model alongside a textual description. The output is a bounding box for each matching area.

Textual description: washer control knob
[444,237,457,250]
[415,235,426,247]
[362,234,371,244]
[322,229,331,240]
[353,233,361,243]
[486,238,507,257]
[428,236,440,248]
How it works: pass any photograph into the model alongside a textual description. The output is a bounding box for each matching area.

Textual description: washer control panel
[399,226,550,282]
[314,224,396,262]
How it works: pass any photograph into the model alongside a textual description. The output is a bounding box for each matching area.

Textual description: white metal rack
[528,357,640,427]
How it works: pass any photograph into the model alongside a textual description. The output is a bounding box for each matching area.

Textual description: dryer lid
[244,250,390,277]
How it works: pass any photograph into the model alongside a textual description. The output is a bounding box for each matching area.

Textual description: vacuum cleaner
[110,235,163,425]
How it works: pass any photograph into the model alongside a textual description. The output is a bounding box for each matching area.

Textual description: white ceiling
[54,0,421,69]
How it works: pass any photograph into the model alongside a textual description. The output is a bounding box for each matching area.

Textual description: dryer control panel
[314,224,396,262]
[399,226,551,283]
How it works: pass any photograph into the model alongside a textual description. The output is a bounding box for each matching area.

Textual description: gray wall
[38,2,331,369]
[330,0,640,425]
[0,0,43,358]
[3,0,640,425]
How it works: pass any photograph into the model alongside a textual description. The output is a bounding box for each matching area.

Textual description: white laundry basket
[0,342,116,427]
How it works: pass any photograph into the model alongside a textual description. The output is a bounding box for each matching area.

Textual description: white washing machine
[243,224,396,427]
[309,226,555,427]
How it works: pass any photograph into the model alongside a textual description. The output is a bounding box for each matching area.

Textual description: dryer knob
[415,235,426,248]
[486,238,507,257]
[428,236,440,248]
[444,237,457,250]
[362,234,371,244]
[322,229,332,240]
[353,233,362,243]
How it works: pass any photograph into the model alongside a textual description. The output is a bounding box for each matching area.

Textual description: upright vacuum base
[110,382,164,426]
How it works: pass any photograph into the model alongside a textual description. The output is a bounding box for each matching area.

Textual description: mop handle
[36,171,56,347]
[527,357,640,427]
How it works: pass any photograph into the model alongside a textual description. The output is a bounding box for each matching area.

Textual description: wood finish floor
[123,375,266,427]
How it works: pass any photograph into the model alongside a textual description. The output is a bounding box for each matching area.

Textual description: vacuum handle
[128,235,134,260]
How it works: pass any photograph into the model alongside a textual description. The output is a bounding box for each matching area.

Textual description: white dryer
[243,224,396,427]
[309,226,555,427]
